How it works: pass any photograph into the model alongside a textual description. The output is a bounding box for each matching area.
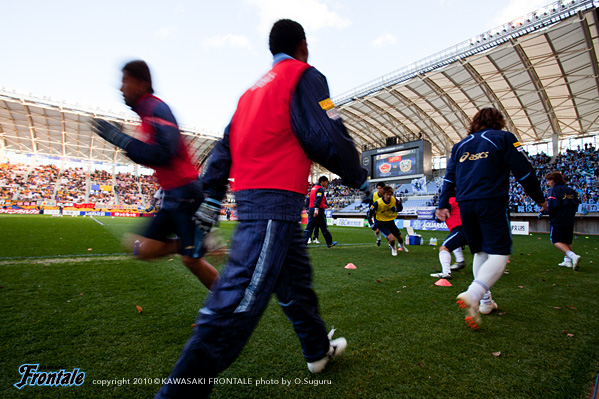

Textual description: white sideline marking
[90,216,104,225]
[0,254,131,266]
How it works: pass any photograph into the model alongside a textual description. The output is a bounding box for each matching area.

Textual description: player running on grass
[367,181,386,246]
[93,60,218,290]
[436,107,546,329]
[156,19,368,398]
[370,185,407,256]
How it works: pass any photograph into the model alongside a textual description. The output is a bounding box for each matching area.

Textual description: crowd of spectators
[325,179,362,210]
[56,167,87,203]
[2,143,598,211]
[139,174,160,206]
[90,170,112,185]
[0,163,28,200]
[114,172,143,205]
[18,165,59,200]
[510,144,598,210]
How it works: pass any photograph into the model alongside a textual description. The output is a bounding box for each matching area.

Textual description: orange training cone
[435,278,452,287]
[345,263,357,269]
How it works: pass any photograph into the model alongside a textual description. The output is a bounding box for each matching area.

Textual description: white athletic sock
[375,231,381,240]
[476,254,510,288]
[481,290,493,305]
[472,252,488,279]
[466,280,488,303]
[439,250,452,275]
[566,250,577,260]
[453,247,464,263]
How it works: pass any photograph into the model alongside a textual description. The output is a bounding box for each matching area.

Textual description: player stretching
[93,60,218,290]
[370,186,406,256]
[437,107,546,329]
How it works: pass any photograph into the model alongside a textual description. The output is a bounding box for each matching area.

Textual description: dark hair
[376,182,385,188]
[545,171,566,185]
[318,176,328,183]
[122,60,154,94]
[269,19,306,56]
[382,186,394,194]
[468,107,506,135]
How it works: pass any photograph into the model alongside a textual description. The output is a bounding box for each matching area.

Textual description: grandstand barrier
[0,209,38,214]
[326,212,598,235]
[336,218,365,227]
[112,212,139,218]
[81,211,111,217]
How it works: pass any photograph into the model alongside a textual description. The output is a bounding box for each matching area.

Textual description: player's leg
[374,228,381,246]
[433,228,465,278]
[303,210,317,244]
[459,199,511,327]
[170,189,220,290]
[317,212,335,247]
[449,228,467,271]
[312,224,320,244]
[155,219,297,399]
[181,256,218,290]
[389,223,406,253]
[454,200,485,328]
[452,247,465,266]
[387,232,397,256]
[395,233,408,252]
[274,225,340,373]
[123,209,179,259]
[434,246,453,278]
[551,225,580,270]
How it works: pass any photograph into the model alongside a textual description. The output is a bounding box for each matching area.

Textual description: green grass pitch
[1,214,598,398]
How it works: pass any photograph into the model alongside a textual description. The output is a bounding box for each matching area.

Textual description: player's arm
[370,202,378,219]
[122,102,181,166]
[546,186,559,216]
[503,134,546,207]
[290,68,368,190]
[394,197,403,213]
[313,188,324,216]
[201,123,232,202]
[313,188,324,208]
[438,146,457,211]
[367,207,375,225]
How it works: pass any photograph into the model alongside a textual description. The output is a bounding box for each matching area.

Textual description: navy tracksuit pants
[302,209,333,246]
[156,219,330,398]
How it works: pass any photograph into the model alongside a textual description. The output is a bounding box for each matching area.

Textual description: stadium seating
[1,145,597,210]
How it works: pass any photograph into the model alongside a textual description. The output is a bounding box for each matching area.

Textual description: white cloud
[371,33,397,48]
[154,26,178,40]
[245,0,351,35]
[490,0,549,27]
[202,34,253,50]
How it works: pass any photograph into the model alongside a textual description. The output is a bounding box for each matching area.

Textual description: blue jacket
[201,55,367,221]
[439,129,544,209]
[547,184,578,226]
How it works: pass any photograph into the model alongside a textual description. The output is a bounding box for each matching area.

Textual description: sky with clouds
[0,0,549,135]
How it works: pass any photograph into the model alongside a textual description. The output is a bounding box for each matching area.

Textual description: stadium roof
[334,0,599,157]
[1,0,598,169]
[0,91,218,166]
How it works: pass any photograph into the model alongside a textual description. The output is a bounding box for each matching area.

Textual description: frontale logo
[14,364,85,389]
[459,152,489,162]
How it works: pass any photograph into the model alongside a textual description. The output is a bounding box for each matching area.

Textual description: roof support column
[552,132,560,157]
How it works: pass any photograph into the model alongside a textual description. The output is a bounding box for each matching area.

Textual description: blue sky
[0,0,548,134]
